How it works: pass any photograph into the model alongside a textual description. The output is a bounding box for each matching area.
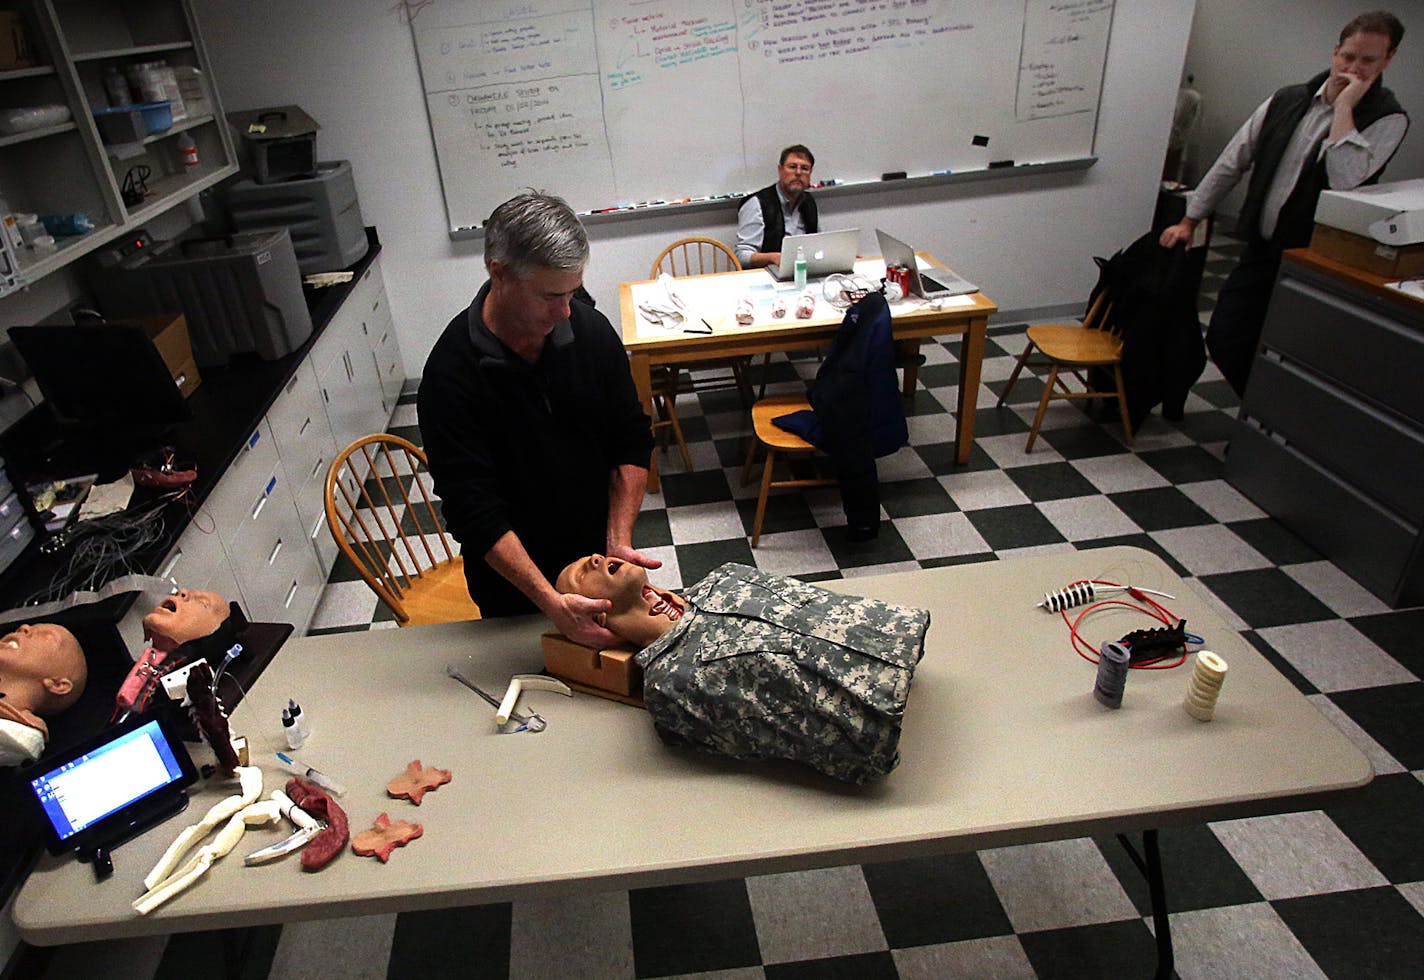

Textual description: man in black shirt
[418,193,656,646]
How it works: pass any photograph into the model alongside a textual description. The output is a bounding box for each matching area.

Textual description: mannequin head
[0,622,87,719]
[556,555,685,648]
[143,589,230,654]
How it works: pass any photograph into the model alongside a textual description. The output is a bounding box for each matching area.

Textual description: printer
[89,227,313,368]
[1311,177,1424,278]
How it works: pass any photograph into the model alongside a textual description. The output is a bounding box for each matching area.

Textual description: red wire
[1057,580,1188,669]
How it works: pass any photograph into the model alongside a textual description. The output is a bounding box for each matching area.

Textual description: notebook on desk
[875,229,979,298]
[768,228,860,281]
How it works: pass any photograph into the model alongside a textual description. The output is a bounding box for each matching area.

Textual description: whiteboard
[410,0,1115,234]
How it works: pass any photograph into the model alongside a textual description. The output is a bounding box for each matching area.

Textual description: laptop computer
[768,228,860,281]
[875,229,978,298]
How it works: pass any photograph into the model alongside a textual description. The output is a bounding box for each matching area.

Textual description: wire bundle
[1044,578,1199,669]
[26,492,182,607]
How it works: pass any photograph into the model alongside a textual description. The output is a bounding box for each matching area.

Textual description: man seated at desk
[736,144,819,270]
[418,193,658,647]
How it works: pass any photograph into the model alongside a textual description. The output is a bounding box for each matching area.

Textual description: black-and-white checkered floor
[21,234,1424,978]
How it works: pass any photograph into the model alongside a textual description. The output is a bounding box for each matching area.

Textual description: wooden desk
[621,257,997,491]
[13,546,1369,975]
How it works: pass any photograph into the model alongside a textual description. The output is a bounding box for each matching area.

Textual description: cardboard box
[0,11,34,70]
[106,314,202,398]
[1310,223,1424,279]
[541,631,643,701]
[1316,178,1424,246]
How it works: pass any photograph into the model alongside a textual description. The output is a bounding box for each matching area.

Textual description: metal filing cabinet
[1225,248,1424,607]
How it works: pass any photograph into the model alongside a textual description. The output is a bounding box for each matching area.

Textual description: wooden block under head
[540,631,642,697]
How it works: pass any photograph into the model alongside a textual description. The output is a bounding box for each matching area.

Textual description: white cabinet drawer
[269,360,337,493]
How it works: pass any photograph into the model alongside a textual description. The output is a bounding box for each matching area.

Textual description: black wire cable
[25,492,183,606]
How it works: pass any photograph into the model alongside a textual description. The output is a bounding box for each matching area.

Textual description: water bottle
[794,245,807,290]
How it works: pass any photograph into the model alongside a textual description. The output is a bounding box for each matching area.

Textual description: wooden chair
[740,395,836,547]
[996,289,1132,451]
[650,237,759,411]
[324,434,481,627]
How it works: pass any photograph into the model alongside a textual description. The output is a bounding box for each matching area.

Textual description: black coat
[1090,230,1208,426]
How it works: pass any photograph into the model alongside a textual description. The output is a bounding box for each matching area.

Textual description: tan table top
[13,546,1370,944]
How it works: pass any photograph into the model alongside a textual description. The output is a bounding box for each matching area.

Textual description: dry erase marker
[275,752,347,796]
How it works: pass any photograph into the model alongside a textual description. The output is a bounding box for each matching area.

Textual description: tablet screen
[29,716,191,843]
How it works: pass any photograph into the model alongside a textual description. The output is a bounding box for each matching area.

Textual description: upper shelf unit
[0,0,238,297]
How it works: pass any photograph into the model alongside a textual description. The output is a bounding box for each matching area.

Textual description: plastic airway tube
[496,678,524,725]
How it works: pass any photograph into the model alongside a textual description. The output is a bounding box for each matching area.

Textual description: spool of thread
[1184,650,1228,721]
[1093,639,1131,709]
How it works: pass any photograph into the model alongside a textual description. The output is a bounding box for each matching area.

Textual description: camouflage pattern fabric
[636,563,930,783]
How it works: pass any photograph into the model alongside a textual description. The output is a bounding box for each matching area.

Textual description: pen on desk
[933,169,953,176]
[275,751,348,796]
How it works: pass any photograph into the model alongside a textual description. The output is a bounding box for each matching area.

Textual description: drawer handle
[160,549,184,579]
[309,456,326,481]
[284,580,299,608]
[251,495,267,521]
[310,514,324,541]
[268,538,284,565]
[247,430,261,450]
[299,417,311,436]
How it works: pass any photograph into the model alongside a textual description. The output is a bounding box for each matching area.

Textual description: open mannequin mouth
[642,585,683,621]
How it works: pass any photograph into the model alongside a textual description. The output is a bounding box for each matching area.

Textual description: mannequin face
[143,589,228,653]
[556,555,685,648]
[0,622,87,717]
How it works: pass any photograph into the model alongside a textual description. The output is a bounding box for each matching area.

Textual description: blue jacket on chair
[773,291,908,462]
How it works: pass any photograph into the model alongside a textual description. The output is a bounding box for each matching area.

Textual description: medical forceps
[445,662,548,733]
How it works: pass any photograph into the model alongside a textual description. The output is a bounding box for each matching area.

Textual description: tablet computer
[24,711,198,873]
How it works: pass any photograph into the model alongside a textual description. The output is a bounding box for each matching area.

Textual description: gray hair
[483,192,589,276]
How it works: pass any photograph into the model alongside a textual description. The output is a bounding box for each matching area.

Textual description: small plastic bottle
[282,707,305,750]
[104,67,132,107]
[176,132,199,173]
[794,245,807,290]
[289,699,311,740]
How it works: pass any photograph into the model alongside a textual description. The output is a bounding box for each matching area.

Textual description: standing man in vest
[736,145,819,269]
[1159,11,1408,395]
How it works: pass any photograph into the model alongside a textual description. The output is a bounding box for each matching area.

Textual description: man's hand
[1325,70,1372,109]
[545,592,621,648]
[606,542,661,571]
[1159,218,1197,249]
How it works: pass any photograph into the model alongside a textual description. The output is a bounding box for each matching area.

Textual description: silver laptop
[875,229,978,298]
[769,228,860,281]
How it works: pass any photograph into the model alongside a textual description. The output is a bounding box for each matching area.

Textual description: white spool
[1183,650,1227,721]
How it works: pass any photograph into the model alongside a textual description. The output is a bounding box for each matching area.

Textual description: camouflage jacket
[636,563,930,783]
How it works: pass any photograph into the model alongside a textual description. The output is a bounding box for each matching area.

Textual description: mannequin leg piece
[143,766,263,890]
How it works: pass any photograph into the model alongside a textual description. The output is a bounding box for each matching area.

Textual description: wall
[1181,0,1423,217]
[188,0,1195,375]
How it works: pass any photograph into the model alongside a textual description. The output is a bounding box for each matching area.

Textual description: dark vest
[741,183,818,254]
[1238,69,1406,247]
